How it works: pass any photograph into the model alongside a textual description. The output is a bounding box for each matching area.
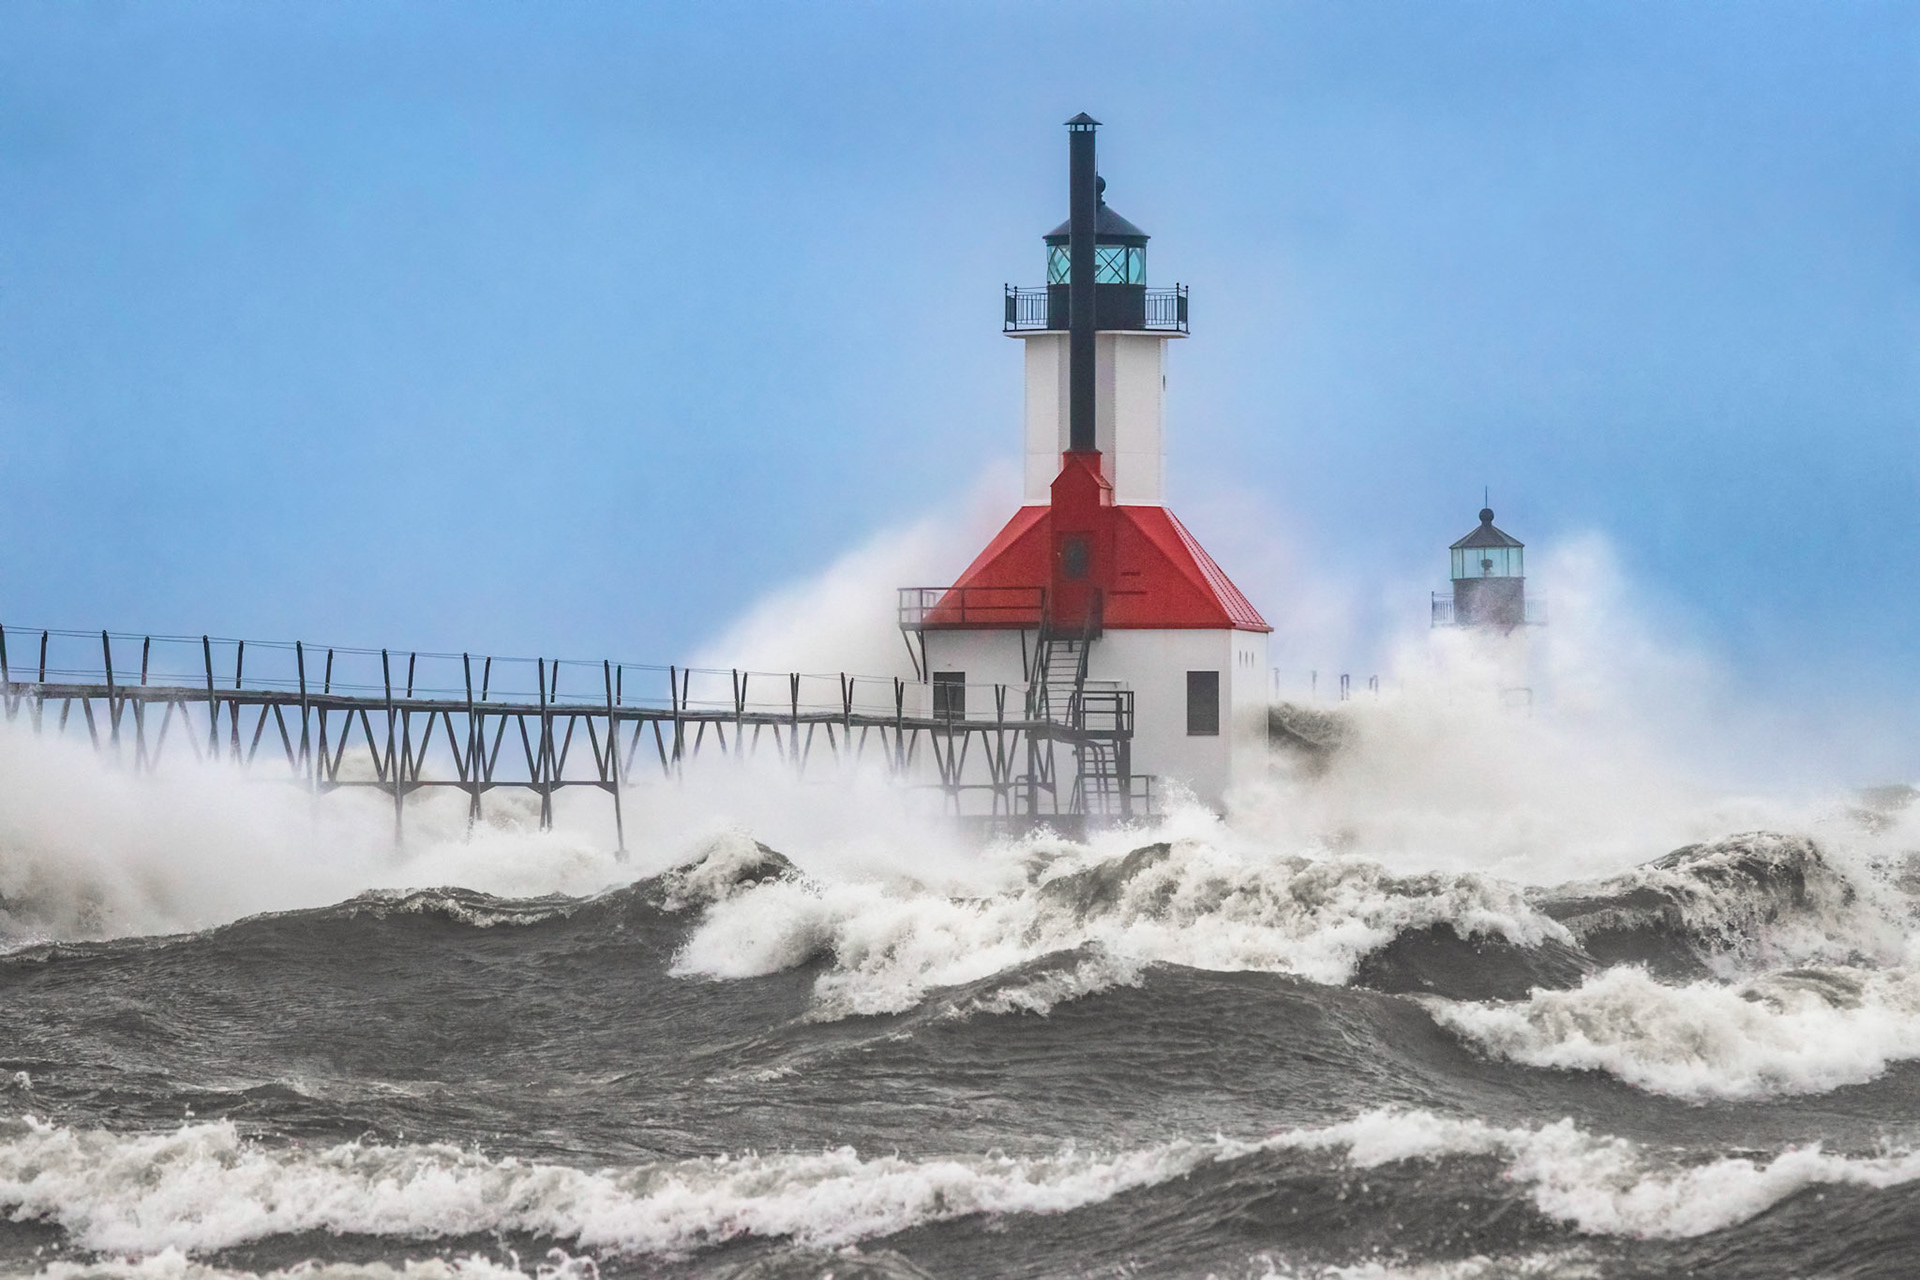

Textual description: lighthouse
[900,116,1272,816]
[1433,506,1531,631]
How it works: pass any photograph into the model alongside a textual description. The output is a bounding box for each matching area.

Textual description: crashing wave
[645,832,805,913]
[328,887,587,930]
[671,837,1571,1017]
[1424,961,1920,1100]
[668,830,1905,1019]
[2,1109,1917,1263]
[1531,832,1900,980]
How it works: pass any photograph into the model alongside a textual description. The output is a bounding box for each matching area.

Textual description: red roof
[929,454,1269,632]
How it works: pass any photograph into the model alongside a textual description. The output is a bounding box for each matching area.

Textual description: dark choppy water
[4,828,1920,1279]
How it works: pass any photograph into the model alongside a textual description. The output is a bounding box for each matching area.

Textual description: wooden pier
[0,626,1147,850]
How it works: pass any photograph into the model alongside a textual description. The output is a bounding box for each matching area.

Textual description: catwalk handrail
[0,623,1144,840]
[0,623,1076,719]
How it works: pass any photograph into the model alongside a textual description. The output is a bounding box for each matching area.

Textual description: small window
[1186,670,1220,736]
[933,672,966,720]
[1060,535,1091,580]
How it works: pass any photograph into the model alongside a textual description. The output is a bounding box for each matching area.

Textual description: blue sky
[2,3,1917,752]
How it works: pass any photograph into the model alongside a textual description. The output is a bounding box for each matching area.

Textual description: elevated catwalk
[0,625,1146,851]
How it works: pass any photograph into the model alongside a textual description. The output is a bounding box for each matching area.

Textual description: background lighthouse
[1433,505,1534,631]
[901,116,1271,815]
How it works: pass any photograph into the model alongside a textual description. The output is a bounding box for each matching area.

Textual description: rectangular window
[1186,670,1220,736]
[933,672,966,720]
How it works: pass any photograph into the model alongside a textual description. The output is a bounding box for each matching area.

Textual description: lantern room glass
[1451,546,1523,580]
[1046,244,1144,285]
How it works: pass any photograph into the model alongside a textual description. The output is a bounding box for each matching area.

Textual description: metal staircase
[1023,597,1143,820]
[1069,733,1128,816]
[1029,631,1090,725]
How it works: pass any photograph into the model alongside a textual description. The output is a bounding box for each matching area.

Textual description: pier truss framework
[0,627,1142,849]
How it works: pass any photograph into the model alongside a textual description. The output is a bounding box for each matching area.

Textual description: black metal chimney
[1066,113,1100,453]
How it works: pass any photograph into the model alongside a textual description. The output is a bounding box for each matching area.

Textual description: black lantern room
[1448,507,1527,630]
[1042,182,1154,331]
[1002,117,1188,339]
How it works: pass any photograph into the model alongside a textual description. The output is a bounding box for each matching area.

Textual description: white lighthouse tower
[901,115,1271,816]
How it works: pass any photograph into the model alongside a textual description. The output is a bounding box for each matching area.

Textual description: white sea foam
[671,832,1571,1016]
[0,727,631,944]
[1268,1108,1920,1239]
[1426,961,1920,1100]
[1259,1254,1600,1280]
[27,1249,580,1280]
[0,1114,1204,1258]
[0,725,978,946]
[2,1108,1917,1264]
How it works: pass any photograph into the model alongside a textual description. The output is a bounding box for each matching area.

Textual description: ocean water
[4,715,1920,1279]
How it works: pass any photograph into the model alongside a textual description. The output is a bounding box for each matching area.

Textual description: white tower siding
[1096,629,1269,810]
[1022,335,1069,502]
[921,631,1031,705]
[1021,332,1170,506]
[1105,335,1167,506]
[921,625,1270,813]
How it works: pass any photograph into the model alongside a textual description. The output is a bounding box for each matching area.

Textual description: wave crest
[4,1108,1919,1263]
[1425,961,1920,1100]
[671,838,1569,1017]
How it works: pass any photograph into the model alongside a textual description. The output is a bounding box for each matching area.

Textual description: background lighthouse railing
[1430,595,1549,626]
[0,625,1142,846]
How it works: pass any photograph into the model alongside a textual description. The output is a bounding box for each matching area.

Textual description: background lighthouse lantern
[1448,507,1527,630]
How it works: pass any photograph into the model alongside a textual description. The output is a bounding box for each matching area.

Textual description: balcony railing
[899,586,1046,631]
[1002,284,1189,334]
[1144,287,1189,331]
[1003,287,1050,332]
[1430,593,1548,627]
[1069,684,1134,735]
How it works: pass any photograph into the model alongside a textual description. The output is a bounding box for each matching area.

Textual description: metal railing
[1429,594,1548,628]
[898,586,1046,631]
[1068,685,1134,735]
[1001,284,1189,334]
[1143,286,1189,331]
[1003,286,1050,332]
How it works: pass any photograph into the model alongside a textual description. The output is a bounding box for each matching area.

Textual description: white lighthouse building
[901,115,1271,817]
